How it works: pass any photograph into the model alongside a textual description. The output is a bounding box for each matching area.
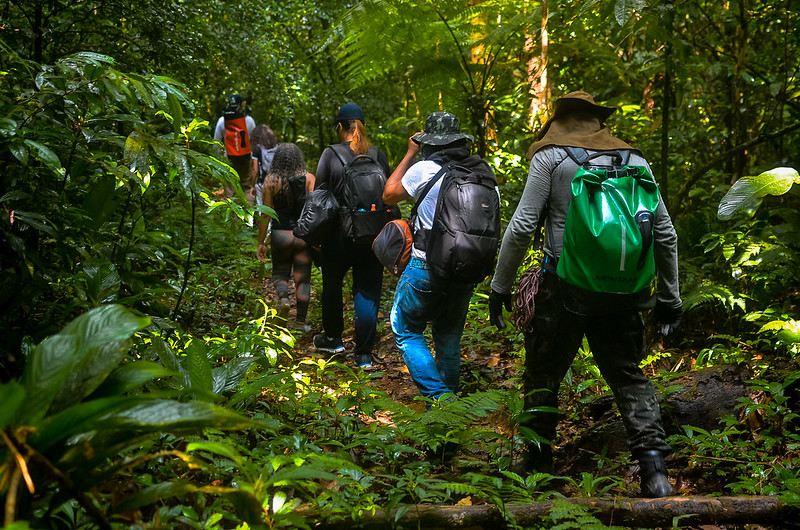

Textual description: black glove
[489,289,513,330]
[654,300,682,336]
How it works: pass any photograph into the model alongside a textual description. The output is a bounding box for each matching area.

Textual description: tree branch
[676,121,800,209]
[317,496,800,529]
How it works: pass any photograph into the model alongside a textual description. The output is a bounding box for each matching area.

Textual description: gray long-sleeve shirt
[490,146,681,308]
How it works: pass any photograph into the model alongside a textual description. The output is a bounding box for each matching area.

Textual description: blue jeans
[390,258,474,399]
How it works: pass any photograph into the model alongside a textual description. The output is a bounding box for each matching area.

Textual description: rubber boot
[636,449,673,498]
[525,443,554,474]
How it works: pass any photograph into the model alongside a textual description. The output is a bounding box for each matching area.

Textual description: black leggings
[271,229,312,322]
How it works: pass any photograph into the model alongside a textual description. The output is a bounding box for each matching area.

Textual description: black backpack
[416,156,501,283]
[273,174,308,221]
[329,144,401,244]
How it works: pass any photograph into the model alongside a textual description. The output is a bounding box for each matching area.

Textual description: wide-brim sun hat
[536,91,617,139]
[336,102,366,123]
[412,111,474,146]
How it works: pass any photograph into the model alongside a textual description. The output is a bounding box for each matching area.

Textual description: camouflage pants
[522,270,670,455]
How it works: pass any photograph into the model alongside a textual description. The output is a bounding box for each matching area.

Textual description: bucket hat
[537,91,617,139]
[412,111,474,146]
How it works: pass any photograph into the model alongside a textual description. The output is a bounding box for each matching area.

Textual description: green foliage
[717,167,800,221]
[0,305,258,527]
[669,370,800,499]
[535,498,624,530]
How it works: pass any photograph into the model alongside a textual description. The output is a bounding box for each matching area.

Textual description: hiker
[383,111,493,403]
[214,94,256,200]
[256,143,315,332]
[312,103,392,368]
[488,91,682,498]
[250,125,278,207]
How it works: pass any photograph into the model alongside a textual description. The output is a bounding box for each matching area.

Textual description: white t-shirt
[213,115,256,145]
[401,160,445,260]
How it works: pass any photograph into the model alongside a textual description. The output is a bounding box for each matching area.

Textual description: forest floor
[254,272,676,496]
[251,270,798,505]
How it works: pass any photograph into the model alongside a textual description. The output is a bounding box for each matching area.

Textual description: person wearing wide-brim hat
[382,111,494,405]
[488,91,682,497]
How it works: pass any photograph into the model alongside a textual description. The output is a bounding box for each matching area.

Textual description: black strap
[410,163,449,218]
[565,147,630,166]
[408,163,450,249]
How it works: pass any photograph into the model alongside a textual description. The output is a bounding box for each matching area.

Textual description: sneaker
[354,353,373,369]
[293,321,312,333]
[313,334,345,354]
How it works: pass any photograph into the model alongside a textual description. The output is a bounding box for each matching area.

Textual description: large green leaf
[717,167,800,220]
[90,361,178,398]
[212,355,256,394]
[185,339,214,397]
[32,398,254,452]
[0,381,26,430]
[18,305,150,425]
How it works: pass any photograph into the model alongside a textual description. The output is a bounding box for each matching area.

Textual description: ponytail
[338,119,371,155]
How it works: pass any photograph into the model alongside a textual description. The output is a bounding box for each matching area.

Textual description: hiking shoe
[277,298,290,319]
[313,334,345,354]
[354,353,373,369]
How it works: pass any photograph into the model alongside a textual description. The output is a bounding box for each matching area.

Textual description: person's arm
[256,179,276,262]
[305,172,315,192]
[314,147,333,191]
[383,135,421,205]
[490,149,555,294]
[250,157,259,199]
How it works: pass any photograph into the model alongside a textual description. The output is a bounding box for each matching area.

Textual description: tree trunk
[317,496,799,529]
[526,0,549,131]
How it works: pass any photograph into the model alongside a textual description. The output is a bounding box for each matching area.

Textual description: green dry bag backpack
[556,148,660,313]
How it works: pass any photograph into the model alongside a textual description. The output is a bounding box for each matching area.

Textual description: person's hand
[489,289,513,330]
[654,300,682,336]
[256,242,268,262]
[407,132,422,156]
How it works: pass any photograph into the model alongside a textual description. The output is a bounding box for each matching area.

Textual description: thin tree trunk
[660,1,673,210]
[527,0,549,131]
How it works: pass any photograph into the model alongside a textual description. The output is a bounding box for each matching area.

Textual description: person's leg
[429,280,473,395]
[586,312,670,454]
[391,262,450,398]
[319,235,349,339]
[586,311,672,496]
[350,241,382,365]
[291,238,313,325]
[522,271,585,472]
[270,230,294,317]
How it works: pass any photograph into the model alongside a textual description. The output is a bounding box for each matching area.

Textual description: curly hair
[269,143,306,180]
[250,125,277,149]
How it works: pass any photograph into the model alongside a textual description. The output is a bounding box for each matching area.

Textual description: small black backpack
[417,156,501,284]
[273,174,308,221]
[329,144,400,244]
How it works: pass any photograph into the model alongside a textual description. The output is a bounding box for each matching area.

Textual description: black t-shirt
[314,142,391,204]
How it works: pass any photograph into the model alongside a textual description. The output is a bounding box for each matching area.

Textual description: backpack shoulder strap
[328,144,351,166]
[410,163,450,218]
[565,146,589,165]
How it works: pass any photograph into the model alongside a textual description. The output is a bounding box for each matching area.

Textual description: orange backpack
[223,111,251,157]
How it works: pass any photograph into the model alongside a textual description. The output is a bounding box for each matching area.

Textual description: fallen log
[318,496,800,529]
